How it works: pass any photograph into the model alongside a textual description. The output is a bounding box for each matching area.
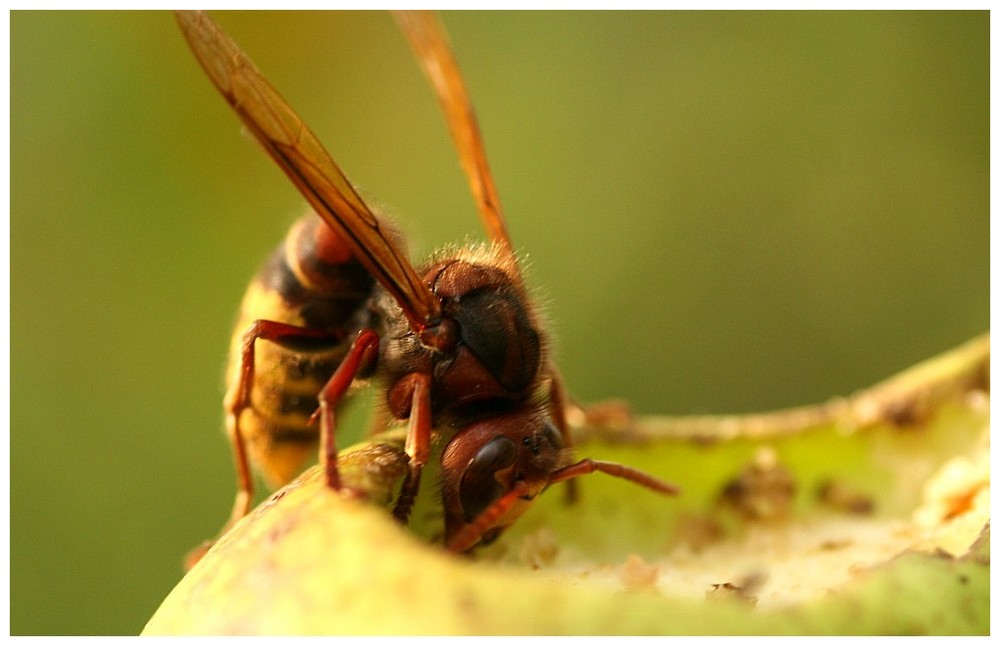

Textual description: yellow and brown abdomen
[224,214,376,488]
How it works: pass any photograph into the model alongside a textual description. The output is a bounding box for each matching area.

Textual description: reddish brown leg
[313,329,381,491]
[546,365,579,503]
[446,480,530,553]
[444,461,678,555]
[392,372,433,523]
[226,320,346,516]
[185,319,345,571]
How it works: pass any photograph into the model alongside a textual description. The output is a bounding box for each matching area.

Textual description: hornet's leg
[313,328,382,491]
[186,319,344,570]
[391,372,433,523]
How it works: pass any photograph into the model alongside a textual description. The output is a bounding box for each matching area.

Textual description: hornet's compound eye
[459,436,517,522]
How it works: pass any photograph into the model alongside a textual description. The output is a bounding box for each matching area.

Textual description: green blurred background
[11,10,987,635]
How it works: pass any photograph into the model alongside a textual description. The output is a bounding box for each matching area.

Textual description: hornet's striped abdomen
[224,214,376,487]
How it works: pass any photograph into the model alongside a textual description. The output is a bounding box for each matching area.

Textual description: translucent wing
[175,10,442,328]
[394,11,521,279]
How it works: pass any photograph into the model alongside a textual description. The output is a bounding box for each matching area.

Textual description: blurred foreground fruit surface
[144,336,989,635]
